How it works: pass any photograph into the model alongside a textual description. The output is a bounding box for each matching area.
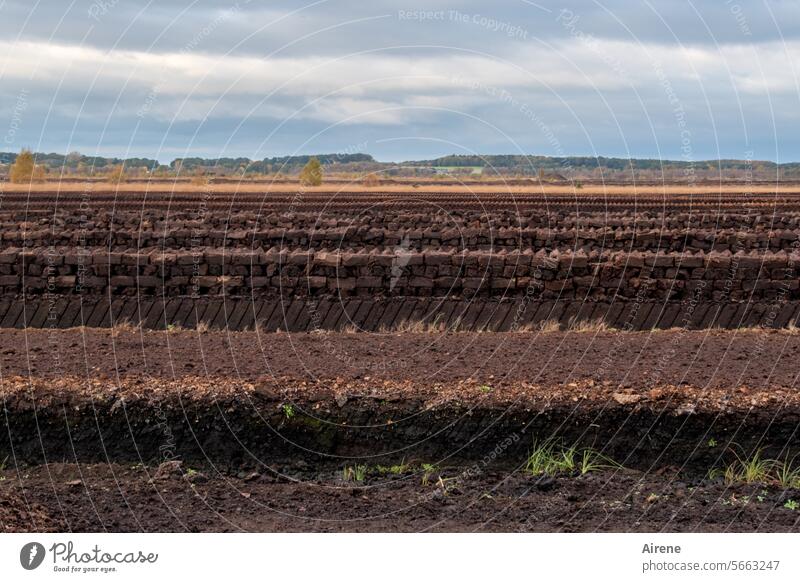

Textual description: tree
[299,157,323,186]
[361,173,379,187]
[191,167,210,186]
[107,164,126,184]
[9,148,38,183]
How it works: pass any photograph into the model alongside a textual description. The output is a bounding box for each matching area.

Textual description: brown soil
[2,327,799,388]
[3,328,800,532]
[3,462,799,532]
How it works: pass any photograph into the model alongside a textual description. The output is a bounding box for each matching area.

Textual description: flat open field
[4,180,800,195]
[2,180,800,532]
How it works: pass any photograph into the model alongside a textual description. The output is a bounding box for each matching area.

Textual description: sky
[1,0,799,163]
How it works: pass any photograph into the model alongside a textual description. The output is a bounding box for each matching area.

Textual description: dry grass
[783,322,800,335]
[536,319,562,333]
[385,316,449,333]
[724,323,800,334]
[110,319,140,335]
[568,318,610,333]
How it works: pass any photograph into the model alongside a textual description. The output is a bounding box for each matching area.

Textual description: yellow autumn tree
[107,164,126,184]
[299,157,323,186]
[9,149,43,183]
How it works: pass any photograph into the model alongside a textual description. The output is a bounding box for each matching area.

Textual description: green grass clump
[375,459,411,475]
[709,449,800,488]
[342,465,368,483]
[524,440,617,477]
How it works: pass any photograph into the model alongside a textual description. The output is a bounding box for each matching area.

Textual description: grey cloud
[1,0,799,161]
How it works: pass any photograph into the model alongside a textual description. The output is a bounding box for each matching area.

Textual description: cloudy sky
[1,0,799,162]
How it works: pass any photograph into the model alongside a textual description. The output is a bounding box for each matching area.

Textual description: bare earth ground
[2,329,800,532]
[4,327,800,386]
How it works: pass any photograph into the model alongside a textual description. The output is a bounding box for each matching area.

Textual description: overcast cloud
[1,0,798,162]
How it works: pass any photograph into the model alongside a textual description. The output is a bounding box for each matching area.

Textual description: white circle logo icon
[20,542,46,570]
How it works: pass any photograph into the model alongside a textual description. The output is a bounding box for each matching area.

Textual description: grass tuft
[568,318,610,333]
[110,319,141,334]
[536,320,561,333]
[525,439,618,477]
[709,449,800,488]
[342,464,368,483]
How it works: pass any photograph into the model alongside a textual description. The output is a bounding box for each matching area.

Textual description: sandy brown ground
[4,181,800,194]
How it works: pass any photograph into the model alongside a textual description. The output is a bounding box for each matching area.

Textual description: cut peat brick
[144,299,168,330]
[211,299,234,330]
[17,301,39,329]
[183,301,203,330]
[392,299,419,330]
[375,298,405,331]
[773,302,799,329]
[642,302,665,331]
[288,300,313,332]
[474,300,499,332]
[613,303,639,330]
[715,303,741,329]
[198,300,221,328]
[57,299,83,329]
[687,302,711,330]
[445,300,469,331]
[700,303,723,329]
[349,299,375,331]
[265,299,292,332]
[409,298,431,326]
[602,302,625,329]
[84,299,110,328]
[727,303,750,330]
[488,300,513,332]
[744,303,769,328]
[561,301,583,329]
[161,298,182,328]
[630,302,654,331]
[236,300,260,331]
[225,299,251,331]
[321,300,345,330]
[497,299,524,331]
[655,303,682,329]
[788,303,800,328]
[575,301,598,327]
[459,301,486,332]
[237,299,261,330]
[171,298,196,329]
[307,299,334,332]
[336,299,362,331]
[588,302,610,327]
[28,300,53,328]
[527,301,553,328]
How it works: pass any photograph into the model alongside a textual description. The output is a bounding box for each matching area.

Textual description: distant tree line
[3,150,800,181]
